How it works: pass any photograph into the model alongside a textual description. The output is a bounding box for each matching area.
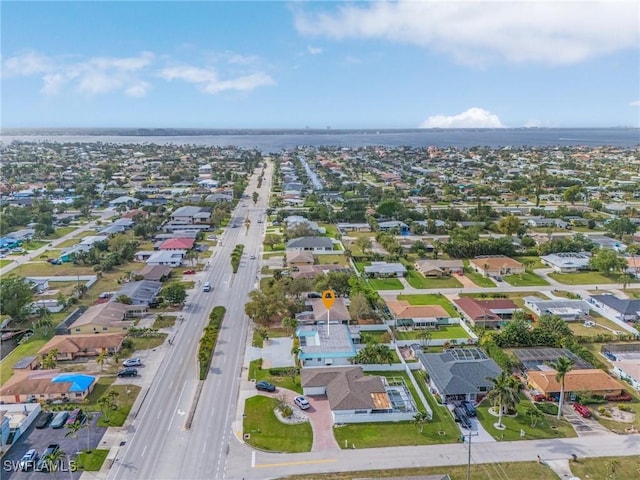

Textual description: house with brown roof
[135,264,172,282]
[0,370,96,404]
[286,251,315,267]
[301,366,417,423]
[385,299,451,328]
[38,333,126,361]
[453,297,521,329]
[415,259,464,277]
[67,302,141,335]
[527,369,625,401]
[291,264,351,280]
[469,255,524,278]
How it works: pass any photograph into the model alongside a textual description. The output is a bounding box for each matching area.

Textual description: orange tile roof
[528,369,624,394]
[385,300,449,319]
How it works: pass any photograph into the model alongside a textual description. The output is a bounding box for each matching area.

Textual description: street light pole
[464,430,479,480]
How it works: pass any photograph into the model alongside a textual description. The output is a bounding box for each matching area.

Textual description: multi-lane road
[108,162,272,480]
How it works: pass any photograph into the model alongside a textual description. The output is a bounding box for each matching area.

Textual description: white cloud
[630,100,640,107]
[160,65,274,94]
[307,46,323,55]
[420,107,505,128]
[294,1,640,66]
[1,51,155,97]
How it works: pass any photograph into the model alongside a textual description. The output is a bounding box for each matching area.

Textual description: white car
[250,254,256,259]
[123,358,142,367]
[294,396,310,410]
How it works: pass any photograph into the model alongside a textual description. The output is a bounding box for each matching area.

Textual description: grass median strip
[198,306,226,380]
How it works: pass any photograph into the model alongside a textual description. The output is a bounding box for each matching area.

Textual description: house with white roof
[524,296,590,321]
[540,252,591,273]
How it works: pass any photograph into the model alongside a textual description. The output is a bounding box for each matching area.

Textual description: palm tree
[526,405,543,427]
[41,349,59,369]
[98,397,111,423]
[618,273,633,291]
[413,411,430,433]
[551,357,574,419]
[83,412,94,452]
[43,447,66,479]
[65,420,83,454]
[486,371,524,429]
[96,351,108,372]
[416,329,432,351]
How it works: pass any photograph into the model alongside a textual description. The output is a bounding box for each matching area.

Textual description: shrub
[535,402,558,415]
[198,306,226,380]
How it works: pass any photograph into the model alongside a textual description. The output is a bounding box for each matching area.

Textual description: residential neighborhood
[1,139,639,480]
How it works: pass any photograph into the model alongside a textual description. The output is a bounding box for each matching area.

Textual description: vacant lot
[368,278,404,290]
[502,272,550,287]
[406,270,462,289]
[548,271,619,285]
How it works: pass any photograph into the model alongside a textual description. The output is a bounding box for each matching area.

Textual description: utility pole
[463,430,479,480]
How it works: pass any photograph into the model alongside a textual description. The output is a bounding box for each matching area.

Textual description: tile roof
[527,369,624,394]
[385,300,449,319]
[38,333,126,355]
[159,237,195,250]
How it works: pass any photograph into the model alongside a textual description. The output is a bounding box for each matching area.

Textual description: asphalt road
[107,163,272,480]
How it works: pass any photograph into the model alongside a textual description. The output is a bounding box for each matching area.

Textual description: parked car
[453,406,472,429]
[123,358,142,367]
[37,444,60,472]
[35,411,54,429]
[50,411,69,429]
[66,408,84,425]
[255,381,276,392]
[461,401,476,417]
[19,449,38,471]
[183,269,196,275]
[573,402,592,418]
[117,368,138,377]
[294,396,310,410]
[249,254,256,259]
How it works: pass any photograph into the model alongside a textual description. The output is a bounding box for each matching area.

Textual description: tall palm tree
[551,357,574,419]
[96,351,108,372]
[417,329,432,351]
[43,447,66,479]
[65,420,83,454]
[486,371,524,428]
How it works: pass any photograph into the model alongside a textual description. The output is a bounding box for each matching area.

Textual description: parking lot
[2,412,107,479]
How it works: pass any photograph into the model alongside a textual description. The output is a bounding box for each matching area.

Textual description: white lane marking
[210,407,215,418]
[141,445,147,457]
[202,441,207,454]
[168,381,188,432]
[251,451,256,468]
[169,381,174,390]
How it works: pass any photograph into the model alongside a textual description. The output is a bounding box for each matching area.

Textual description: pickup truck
[37,444,60,472]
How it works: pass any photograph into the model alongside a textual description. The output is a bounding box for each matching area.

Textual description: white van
[203,282,211,292]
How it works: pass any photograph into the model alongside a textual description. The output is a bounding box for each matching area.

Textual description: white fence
[334,411,415,424]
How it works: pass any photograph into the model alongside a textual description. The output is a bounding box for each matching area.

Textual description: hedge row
[230,244,245,273]
[198,306,226,380]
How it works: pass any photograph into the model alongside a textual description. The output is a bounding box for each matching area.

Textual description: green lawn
[397,294,458,317]
[462,261,496,288]
[395,325,470,340]
[316,254,350,266]
[320,223,338,238]
[570,455,640,480]
[548,271,618,285]
[128,335,167,351]
[153,315,177,329]
[0,259,13,268]
[9,261,97,277]
[52,238,81,248]
[368,278,404,290]
[243,396,312,452]
[283,462,557,480]
[0,332,51,385]
[502,272,550,287]
[44,226,77,239]
[74,449,109,471]
[249,359,302,393]
[83,381,141,427]
[406,270,462,289]
[252,327,292,347]
[360,330,392,343]
[475,397,577,441]
[514,256,546,269]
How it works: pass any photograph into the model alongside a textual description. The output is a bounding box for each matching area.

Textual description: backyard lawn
[252,326,291,347]
[514,256,546,269]
[475,397,576,441]
[368,278,404,290]
[548,271,619,285]
[10,261,97,277]
[502,272,550,287]
[316,254,350,266]
[243,396,312,452]
[397,294,458,317]
[0,332,51,385]
[406,270,462,289]
[395,325,470,340]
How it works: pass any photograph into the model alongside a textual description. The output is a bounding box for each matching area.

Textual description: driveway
[258,388,338,452]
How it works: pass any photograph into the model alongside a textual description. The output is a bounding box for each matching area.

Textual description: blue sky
[2,1,639,129]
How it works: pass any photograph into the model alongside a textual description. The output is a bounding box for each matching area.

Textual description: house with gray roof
[378,221,409,234]
[540,252,591,273]
[364,262,407,278]
[524,296,590,321]
[114,280,162,306]
[170,206,211,224]
[417,348,502,404]
[286,236,334,252]
[590,236,627,253]
[301,366,417,424]
[590,294,640,322]
[296,323,357,367]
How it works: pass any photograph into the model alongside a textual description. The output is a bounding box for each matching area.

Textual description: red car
[183,269,196,275]
[573,402,592,418]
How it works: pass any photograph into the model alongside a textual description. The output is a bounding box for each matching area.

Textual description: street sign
[321,290,336,310]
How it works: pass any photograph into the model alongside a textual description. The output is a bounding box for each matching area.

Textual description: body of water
[1,128,638,152]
